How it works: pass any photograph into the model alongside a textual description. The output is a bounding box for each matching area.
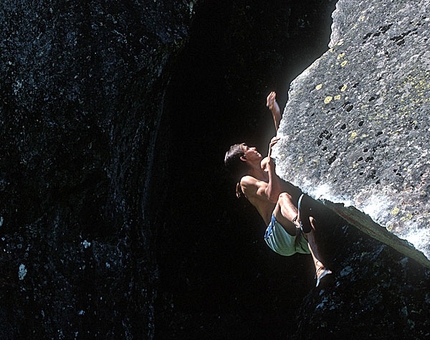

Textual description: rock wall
[271,1,430,336]
[1,0,429,338]
[0,1,194,338]
[274,0,430,262]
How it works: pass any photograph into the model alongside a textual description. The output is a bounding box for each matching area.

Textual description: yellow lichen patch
[341,60,348,67]
[400,214,413,222]
[397,71,430,112]
[336,40,344,46]
[341,84,348,92]
[315,83,323,90]
[348,131,358,142]
[334,95,341,100]
[337,53,345,60]
[391,207,400,216]
[310,159,320,168]
[358,15,366,22]
[324,96,333,104]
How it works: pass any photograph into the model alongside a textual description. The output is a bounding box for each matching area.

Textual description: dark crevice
[158,0,338,337]
[363,23,393,42]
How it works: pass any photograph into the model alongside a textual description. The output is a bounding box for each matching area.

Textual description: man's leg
[297,194,313,233]
[305,218,332,286]
[272,192,299,236]
[275,193,332,286]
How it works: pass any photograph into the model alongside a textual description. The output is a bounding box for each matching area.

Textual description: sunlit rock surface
[274,0,430,263]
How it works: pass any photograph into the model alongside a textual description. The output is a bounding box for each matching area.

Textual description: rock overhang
[273,0,430,266]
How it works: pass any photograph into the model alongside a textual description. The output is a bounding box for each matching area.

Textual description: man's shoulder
[240,175,267,196]
[240,175,259,187]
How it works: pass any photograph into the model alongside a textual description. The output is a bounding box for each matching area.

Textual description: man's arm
[260,136,284,203]
[239,163,283,205]
[264,156,283,203]
[240,175,276,224]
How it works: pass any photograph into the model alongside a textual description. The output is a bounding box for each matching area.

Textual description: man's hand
[266,91,281,131]
[268,136,280,158]
[266,91,277,111]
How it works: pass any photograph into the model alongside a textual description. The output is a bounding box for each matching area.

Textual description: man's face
[241,143,262,162]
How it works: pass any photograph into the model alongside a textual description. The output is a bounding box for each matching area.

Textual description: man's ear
[240,155,247,162]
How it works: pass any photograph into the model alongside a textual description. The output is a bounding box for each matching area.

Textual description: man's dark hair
[224,143,247,178]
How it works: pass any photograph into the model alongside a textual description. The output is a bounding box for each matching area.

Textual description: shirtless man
[224,92,331,287]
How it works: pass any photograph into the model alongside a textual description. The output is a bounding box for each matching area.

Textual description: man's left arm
[264,156,284,203]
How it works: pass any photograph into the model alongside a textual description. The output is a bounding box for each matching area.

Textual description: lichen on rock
[274,0,430,262]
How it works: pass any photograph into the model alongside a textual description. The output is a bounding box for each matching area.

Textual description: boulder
[274,0,430,265]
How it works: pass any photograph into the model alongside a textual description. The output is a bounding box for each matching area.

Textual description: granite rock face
[1,0,429,338]
[0,1,194,338]
[272,2,430,336]
[274,0,430,262]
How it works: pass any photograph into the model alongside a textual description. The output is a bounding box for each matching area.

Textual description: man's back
[240,175,276,225]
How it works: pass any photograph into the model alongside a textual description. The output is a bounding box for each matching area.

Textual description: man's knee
[278,192,293,203]
[278,193,296,212]
[277,193,298,222]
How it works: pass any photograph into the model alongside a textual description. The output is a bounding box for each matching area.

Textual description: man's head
[224,143,262,179]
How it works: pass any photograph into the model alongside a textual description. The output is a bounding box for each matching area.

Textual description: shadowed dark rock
[0,1,194,338]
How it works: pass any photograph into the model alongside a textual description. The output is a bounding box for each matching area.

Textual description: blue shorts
[264,215,310,256]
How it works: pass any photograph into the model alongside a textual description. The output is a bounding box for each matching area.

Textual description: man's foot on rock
[315,268,333,287]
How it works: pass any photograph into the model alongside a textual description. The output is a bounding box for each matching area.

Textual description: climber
[224,92,331,287]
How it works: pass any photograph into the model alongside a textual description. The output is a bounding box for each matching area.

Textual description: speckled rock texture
[1,0,430,338]
[274,0,430,261]
[292,213,430,339]
[0,1,194,338]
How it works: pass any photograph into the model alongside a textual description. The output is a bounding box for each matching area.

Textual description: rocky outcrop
[0,1,194,338]
[1,0,429,338]
[271,0,430,337]
[274,0,430,264]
